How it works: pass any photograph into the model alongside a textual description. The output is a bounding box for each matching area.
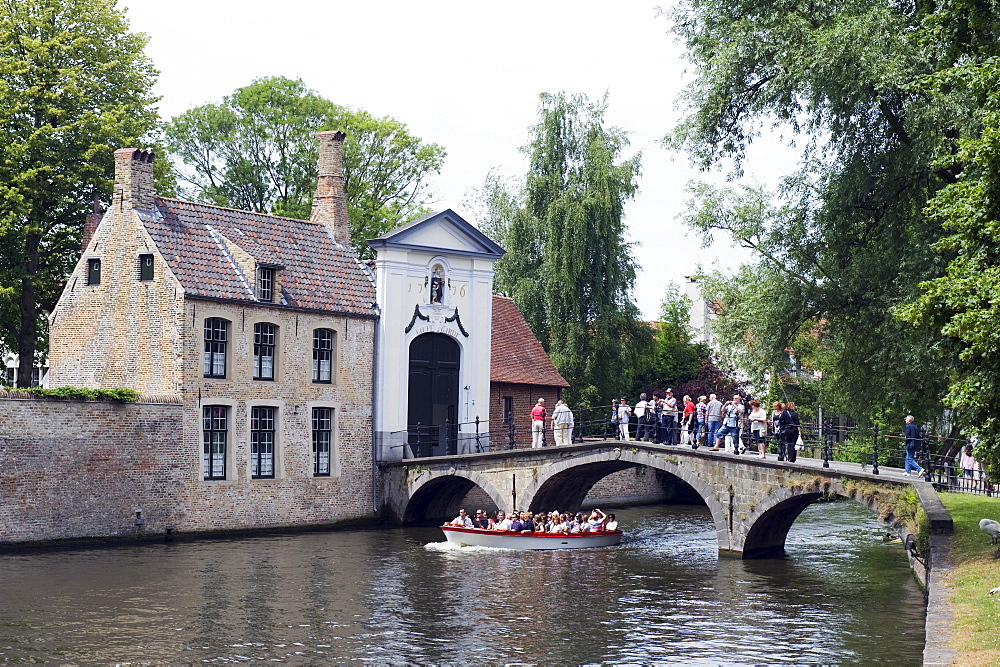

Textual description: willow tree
[665,0,996,429]
[491,92,649,406]
[0,0,160,386]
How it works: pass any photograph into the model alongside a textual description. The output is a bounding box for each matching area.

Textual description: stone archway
[740,478,912,558]
[519,449,731,547]
[403,469,506,524]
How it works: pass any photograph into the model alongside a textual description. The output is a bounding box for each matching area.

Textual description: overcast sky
[119,0,793,319]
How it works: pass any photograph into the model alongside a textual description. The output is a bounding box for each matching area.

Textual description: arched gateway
[407,333,460,457]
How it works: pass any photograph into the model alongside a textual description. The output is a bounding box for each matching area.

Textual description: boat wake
[424,541,518,553]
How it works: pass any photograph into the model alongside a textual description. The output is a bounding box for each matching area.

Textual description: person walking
[695,395,708,447]
[706,393,723,449]
[713,395,744,453]
[779,401,801,463]
[530,398,547,448]
[959,442,980,490]
[552,399,574,446]
[748,399,767,458]
[682,394,697,446]
[617,398,632,441]
[903,415,923,476]
[772,401,786,461]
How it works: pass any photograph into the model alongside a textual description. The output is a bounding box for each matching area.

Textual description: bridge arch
[740,478,909,558]
[520,449,730,547]
[403,468,506,523]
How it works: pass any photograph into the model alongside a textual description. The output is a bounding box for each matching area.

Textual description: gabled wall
[49,154,185,394]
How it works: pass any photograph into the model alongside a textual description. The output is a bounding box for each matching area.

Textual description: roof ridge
[154,196,323,226]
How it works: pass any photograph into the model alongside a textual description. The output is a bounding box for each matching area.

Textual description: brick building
[489,295,569,448]
[47,132,380,529]
[31,131,572,540]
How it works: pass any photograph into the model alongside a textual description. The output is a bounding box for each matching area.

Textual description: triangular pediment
[369,209,505,259]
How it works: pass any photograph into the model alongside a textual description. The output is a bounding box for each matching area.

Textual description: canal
[0,501,925,664]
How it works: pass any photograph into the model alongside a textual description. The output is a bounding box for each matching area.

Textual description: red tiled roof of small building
[491,295,569,387]
[145,197,376,317]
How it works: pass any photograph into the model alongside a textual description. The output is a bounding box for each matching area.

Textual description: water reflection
[0,501,923,664]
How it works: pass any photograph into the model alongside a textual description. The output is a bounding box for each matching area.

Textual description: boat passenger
[520,512,536,533]
[494,511,512,531]
[472,509,490,529]
[588,509,606,532]
[449,509,473,527]
[605,514,618,531]
[569,514,583,533]
[508,511,523,532]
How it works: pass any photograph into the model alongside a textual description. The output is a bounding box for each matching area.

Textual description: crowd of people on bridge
[448,508,619,533]
[611,393,803,461]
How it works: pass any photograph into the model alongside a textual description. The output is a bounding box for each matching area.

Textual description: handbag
[795,434,804,450]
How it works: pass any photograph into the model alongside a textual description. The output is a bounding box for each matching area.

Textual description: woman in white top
[749,399,768,458]
[604,513,619,531]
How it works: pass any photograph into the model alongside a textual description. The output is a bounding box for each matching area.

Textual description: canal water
[0,501,925,664]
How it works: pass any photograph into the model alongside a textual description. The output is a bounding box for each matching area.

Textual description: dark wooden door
[407,333,460,456]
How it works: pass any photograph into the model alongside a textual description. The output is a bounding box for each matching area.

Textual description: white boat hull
[440,525,622,550]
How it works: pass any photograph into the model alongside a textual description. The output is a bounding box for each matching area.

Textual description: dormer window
[257,266,274,302]
[87,258,101,286]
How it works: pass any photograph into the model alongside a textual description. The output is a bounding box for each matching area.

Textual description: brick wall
[179,301,377,531]
[488,381,562,449]
[0,399,186,543]
[0,393,381,545]
[49,199,185,394]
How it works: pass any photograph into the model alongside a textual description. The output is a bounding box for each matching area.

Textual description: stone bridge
[380,440,949,558]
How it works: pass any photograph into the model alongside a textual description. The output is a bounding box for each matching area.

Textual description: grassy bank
[937,492,1000,664]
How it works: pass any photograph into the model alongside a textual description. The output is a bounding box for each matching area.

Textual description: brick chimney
[81,192,101,253]
[113,148,155,211]
[311,131,351,245]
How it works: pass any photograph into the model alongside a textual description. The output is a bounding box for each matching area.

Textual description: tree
[0,0,160,386]
[898,57,1000,474]
[165,76,446,249]
[484,92,649,406]
[666,0,984,430]
[633,283,703,397]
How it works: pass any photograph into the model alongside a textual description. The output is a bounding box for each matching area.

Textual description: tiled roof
[144,198,376,317]
[490,295,569,387]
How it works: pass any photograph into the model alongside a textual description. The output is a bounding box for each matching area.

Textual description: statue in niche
[429,265,445,304]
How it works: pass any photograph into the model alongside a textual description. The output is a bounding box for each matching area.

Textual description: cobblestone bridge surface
[380,440,953,558]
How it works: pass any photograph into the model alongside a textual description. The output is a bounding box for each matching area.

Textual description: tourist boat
[440,525,622,550]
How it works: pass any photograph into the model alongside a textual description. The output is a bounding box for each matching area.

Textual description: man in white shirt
[449,508,473,527]
[552,399,575,446]
[493,511,513,531]
[634,393,649,442]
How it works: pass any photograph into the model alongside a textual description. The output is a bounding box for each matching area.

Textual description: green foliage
[666,0,986,431]
[0,0,160,386]
[632,283,707,396]
[165,76,446,253]
[25,386,139,402]
[479,92,648,405]
[898,58,1000,478]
